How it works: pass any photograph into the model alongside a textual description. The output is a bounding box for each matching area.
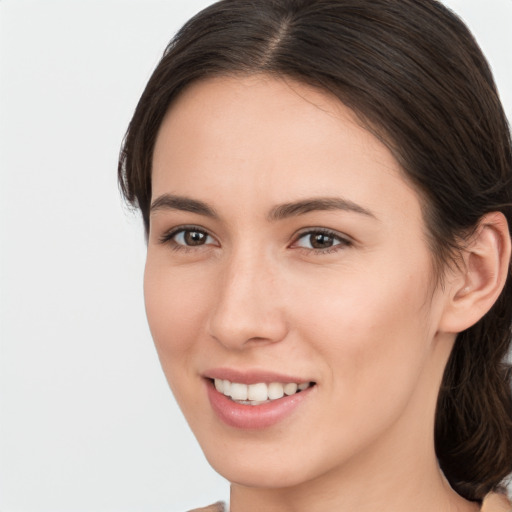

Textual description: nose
[207,249,288,350]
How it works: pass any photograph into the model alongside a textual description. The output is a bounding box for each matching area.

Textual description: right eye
[160,227,217,249]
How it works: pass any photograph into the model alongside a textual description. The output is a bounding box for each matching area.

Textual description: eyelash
[292,228,352,255]
[159,226,352,255]
[159,225,216,253]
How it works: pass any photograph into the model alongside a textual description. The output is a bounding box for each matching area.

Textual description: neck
[230,447,479,512]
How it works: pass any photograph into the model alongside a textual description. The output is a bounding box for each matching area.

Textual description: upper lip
[202,368,314,385]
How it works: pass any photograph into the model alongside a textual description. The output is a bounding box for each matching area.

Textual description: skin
[145,75,502,512]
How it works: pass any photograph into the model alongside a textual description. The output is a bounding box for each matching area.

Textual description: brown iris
[309,233,336,249]
[184,230,208,246]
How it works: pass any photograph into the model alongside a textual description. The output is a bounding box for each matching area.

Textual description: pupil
[311,233,333,249]
[185,231,206,246]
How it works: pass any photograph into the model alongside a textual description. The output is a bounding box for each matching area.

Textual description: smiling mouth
[212,378,315,406]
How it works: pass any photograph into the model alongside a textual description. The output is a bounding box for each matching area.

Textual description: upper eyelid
[159,225,215,243]
[291,227,352,243]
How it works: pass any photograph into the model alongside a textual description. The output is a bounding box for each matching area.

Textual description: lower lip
[205,379,314,429]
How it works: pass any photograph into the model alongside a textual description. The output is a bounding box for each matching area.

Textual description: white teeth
[213,378,312,403]
[268,382,284,399]
[230,382,248,400]
[248,383,268,401]
[222,379,231,396]
[283,382,298,395]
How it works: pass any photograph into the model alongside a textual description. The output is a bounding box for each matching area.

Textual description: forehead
[151,74,422,225]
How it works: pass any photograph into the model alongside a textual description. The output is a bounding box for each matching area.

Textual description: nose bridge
[208,244,287,348]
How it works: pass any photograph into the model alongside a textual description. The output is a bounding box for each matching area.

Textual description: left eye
[294,231,348,250]
[172,229,216,247]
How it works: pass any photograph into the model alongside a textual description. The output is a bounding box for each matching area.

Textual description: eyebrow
[150,194,219,218]
[150,194,376,221]
[267,197,377,221]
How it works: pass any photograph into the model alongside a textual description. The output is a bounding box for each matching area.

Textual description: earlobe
[439,212,511,334]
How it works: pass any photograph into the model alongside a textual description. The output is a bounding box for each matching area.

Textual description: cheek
[143,258,213,385]
[289,256,433,411]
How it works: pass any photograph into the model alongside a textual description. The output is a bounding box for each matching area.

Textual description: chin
[206,451,314,489]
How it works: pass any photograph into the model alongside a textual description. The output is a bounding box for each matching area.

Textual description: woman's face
[146,75,455,489]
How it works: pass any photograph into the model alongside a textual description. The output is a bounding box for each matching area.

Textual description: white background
[0,1,511,511]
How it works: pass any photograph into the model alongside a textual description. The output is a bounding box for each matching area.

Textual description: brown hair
[118,0,512,501]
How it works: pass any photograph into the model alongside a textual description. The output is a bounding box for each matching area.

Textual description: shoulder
[481,493,512,512]
[185,496,512,512]
[187,502,227,512]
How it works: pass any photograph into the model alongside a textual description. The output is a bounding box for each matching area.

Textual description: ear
[438,212,511,334]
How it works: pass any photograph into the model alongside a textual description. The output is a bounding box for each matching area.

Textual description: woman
[118,0,512,510]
